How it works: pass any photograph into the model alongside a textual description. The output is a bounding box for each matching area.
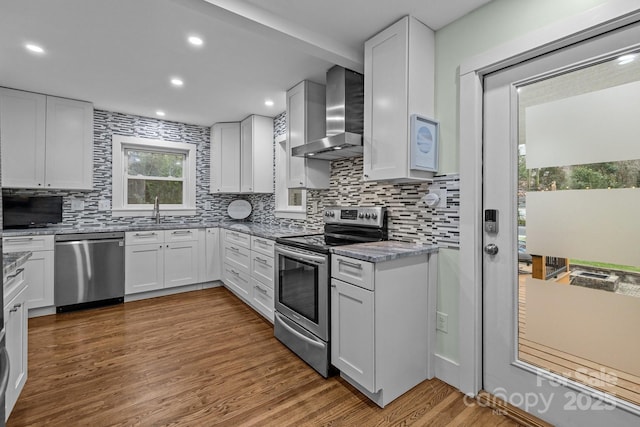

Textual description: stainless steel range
[274,206,387,377]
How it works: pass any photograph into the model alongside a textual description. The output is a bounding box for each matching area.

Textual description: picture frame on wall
[409,114,439,172]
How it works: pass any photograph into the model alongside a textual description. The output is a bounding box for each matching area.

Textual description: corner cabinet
[0,87,93,190]
[210,122,241,193]
[210,115,274,194]
[330,253,433,408]
[363,16,435,183]
[286,80,330,189]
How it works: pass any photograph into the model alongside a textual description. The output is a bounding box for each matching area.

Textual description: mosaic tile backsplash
[2,109,459,248]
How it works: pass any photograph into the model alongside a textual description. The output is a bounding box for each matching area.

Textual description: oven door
[274,244,329,341]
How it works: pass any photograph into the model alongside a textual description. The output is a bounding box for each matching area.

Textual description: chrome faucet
[153,196,161,224]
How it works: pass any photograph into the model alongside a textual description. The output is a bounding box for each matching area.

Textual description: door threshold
[476,391,554,427]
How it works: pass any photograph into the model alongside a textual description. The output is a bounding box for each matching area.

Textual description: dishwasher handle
[55,238,124,246]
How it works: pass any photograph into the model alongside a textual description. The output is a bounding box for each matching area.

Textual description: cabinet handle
[229,231,239,237]
[5,237,34,242]
[338,259,362,269]
[159,245,163,249]
[166,244,169,248]
[13,303,22,309]
[254,256,268,264]
[363,174,369,178]
[47,183,51,187]
[6,268,25,280]
[230,269,239,276]
[135,232,156,237]
[9,307,18,313]
[229,246,240,252]
[254,238,267,245]
[254,285,268,295]
[331,284,336,288]
[171,230,192,235]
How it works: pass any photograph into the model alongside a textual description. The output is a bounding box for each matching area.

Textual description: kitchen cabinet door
[250,277,274,322]
[240,115,274,193]
[4,284,28,420]
[363,16,435,182]
[331,278,375,393]
[286,80,330,189]
[0,88,46,188]
[22,250,55,309]
[125,243,165,294]
[164,240,199,288]
[45,96,94,189]
[210,122,241,193]
[204,228,221,282]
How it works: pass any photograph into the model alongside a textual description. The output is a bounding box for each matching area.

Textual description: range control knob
[358,212,364,218]
[329,211,335,217]
[371,213,378,220]
[365,213,371,219]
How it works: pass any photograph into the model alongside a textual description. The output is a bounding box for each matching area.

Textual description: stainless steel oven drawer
[274,311,330,378]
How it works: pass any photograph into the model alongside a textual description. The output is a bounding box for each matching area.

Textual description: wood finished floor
[8,287,519,426]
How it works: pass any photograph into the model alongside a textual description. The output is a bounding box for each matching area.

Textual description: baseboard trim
[476,391,554,427]
[434,353,460,389]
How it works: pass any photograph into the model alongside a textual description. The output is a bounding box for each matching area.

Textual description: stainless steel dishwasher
[54,232,125,312]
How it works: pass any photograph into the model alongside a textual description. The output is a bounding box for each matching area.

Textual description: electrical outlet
[71,198,85,211]
[98,200,110,211]
[436,311,449,333]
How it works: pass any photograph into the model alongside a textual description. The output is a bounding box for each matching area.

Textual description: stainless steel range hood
[292,65,364,160]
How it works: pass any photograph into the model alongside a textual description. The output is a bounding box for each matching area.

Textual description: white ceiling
[0,0,491,127]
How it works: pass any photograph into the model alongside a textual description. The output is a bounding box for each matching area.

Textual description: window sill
[112,208,196,218]
[274,210,307,220]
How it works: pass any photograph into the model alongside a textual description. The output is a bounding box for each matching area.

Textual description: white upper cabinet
[240,115,274,193]
[0,88,94,190]
[286,80,330,189]
[363,16,435,182]
[210,116,273,194]
[210,122,241,193]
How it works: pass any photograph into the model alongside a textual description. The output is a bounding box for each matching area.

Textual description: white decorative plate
[227,199,252,219]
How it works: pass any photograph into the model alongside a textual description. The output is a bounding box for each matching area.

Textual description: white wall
[432,0,609,368]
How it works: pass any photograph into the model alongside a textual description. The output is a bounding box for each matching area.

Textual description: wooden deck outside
[518,267,640,406]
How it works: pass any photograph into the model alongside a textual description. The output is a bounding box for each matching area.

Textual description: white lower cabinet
[125,229,199,295]
[203,228,221,282]
[4,268,28,421]
[221,230,275,322]
[2,235,55,313]
[330,253,432,408]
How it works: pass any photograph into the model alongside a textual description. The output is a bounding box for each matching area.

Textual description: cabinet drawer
[165,229,198,243]
[3,235,54,252]
[251,277,274,322]
[4,268,26,304]
[224,229,251,248]
[331,255,374,291]
[251,236,275,257]
[223,262,251,299]
[125,230,163,245]
[251,252,274,288]
[224,243,251,272]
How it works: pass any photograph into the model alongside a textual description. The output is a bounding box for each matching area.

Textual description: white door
[483,22,640,426]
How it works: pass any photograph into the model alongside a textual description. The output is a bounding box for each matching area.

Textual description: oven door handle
[324,232,378,243]
[275,246,327,264]
[275,312,325,349]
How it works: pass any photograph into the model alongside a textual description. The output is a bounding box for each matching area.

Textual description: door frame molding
[457,0,640,396]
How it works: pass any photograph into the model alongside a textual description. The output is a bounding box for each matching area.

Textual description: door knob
[484,244,499,255]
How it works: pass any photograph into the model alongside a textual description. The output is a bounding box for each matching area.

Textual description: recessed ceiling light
[264,99,274,107]
[617,54,636,65]
[188,36,203,46]
[171,78,184,87]
[25,43,45,54]
[156,110,166,117]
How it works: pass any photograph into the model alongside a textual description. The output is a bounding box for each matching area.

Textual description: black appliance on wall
[274,206,387,377]
[2,195,63,229]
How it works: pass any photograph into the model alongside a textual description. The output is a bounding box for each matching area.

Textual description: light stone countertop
[3,251,32,278]
[330,240,439,263]
[2,221,313,240]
